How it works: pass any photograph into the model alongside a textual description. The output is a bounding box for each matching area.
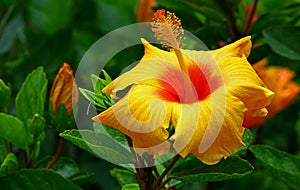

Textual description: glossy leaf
[234,129,253,156]
[79,72,113,112]
[0,169,81,190]
[0,113,27,149]
[110,168,137,186]
[50,103,74,132]
[35,156,79,179]
[27,0,73,35]
[212,170,291,190]
[121,183,140,190]
[15,66,48,126]
[0,79,11,110]
[250,145,300,189]
[169,156,253,182]
[91,71,112,91]
[94,0,137,33]
[93,122,128,147]
[157,0,225,22]
[256,0,300,14]
[68,171,94,186]
[0,153,18,177]
[0,138,8,162]
[60,130,134,164]
[35,156,93,185]
[79,88,112,111]
[263,27,300,60]
[296,111,300,148]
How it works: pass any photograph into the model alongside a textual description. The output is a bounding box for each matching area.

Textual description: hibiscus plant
[0,0,300,190]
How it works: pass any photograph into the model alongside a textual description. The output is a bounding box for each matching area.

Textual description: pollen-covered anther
[151,9,185,49]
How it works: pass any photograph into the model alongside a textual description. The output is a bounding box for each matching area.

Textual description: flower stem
[241,0,259,36]
[45,137,65,169]
[153,166,160,178]
[223,19,235,41]
[125,136,145,189]
[226,7,241,40]
[22,150,28,168]
[152,154,180,189]
[158,177,171,190]
[7,142,12,152]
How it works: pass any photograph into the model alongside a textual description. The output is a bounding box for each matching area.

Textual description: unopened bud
[28,113,46,135]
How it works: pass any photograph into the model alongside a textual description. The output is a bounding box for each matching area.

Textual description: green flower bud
[0,79,11,110]
[28,113,46,135]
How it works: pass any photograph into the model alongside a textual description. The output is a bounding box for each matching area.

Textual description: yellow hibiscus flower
[92,37,274,165]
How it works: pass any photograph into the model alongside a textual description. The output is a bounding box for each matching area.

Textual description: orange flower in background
[244,59,300,128]
[50,63,78,115]
[137,0,157,22]
[92,37,274,165]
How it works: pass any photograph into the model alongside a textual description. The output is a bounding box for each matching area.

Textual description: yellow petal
[219,55,263,86]
[211,36,252,61]
[227,83,274,110]
[103,39,180,98]
[171,87,246,165]
[93,84,174,153]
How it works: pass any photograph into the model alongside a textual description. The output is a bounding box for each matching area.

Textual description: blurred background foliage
[0,0,300,189]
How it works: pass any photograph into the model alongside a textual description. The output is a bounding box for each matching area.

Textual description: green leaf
[60,130,134,164]
[234,129,253,156]
[35,156,93,185]
[157,0,226,22]
[94,0,137,33]
[0,153,18,177]
[80,71,113,112]
[121,183,140,190]
[0,169,81,190]
[0,11,23,55]
[0,138,8,162]
[15,66,48,126]
[91,71,112,92]
[296,111,300,148]
[68,171,93,186]
[250,145,300,189]
[93,122,128,147]
[79,88,112,111]
[27,0,73,36]
[35,156,79,179]
[169,156,253,182]
[110,168,137,186]
[0,79,11,110]
[256,0,300,14]
[214,170,291,190]
[50,103,74,132]
[251,15,292,33]
[0,113,27,149]
[263,27,300,60]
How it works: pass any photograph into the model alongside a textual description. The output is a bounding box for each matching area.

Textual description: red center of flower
[158,64,222,104]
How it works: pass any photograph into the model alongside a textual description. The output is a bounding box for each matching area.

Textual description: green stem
[152,154,180,189]
[45,137,65,169]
